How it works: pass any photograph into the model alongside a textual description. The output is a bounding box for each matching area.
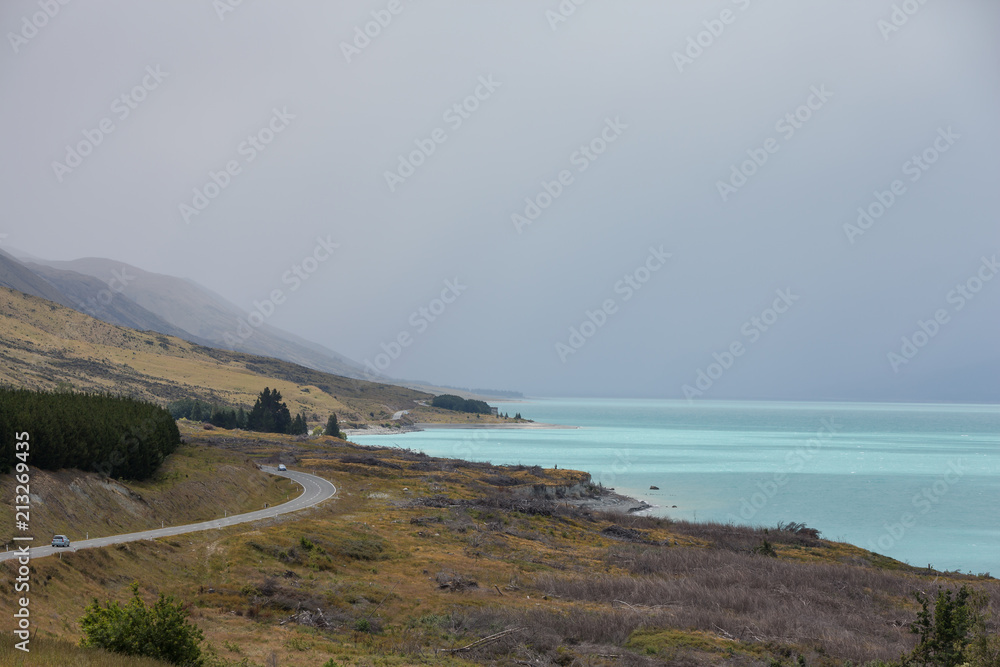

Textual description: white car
[277,464,287,471]
[51,535,70,547]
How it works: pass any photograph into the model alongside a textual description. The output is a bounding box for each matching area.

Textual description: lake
[352,398,999,575]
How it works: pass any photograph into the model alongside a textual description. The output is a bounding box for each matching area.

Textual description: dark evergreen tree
[324,413,342,438]
[0,387,180,479]
[246,387,292,434]
[289,412,307,435]
[236,407,247,429]
[209,407,237,429]
[431,394,493,414]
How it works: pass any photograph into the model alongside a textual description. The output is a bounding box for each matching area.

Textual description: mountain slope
[0,249,77,309]
[23,261,208,343]
[0,286,428,423]
[29,256,368,380]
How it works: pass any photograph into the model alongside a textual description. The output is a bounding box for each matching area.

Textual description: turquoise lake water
[352,398,999,574]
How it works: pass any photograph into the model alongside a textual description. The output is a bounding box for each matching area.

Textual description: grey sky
[2,0,997,400]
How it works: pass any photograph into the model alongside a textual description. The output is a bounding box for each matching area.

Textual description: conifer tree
[324,413,342,438]
[246,387,292,434]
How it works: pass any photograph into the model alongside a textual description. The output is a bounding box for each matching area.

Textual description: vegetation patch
[626,628,740,655]
[0,387,179,478]
[430,394,493,415]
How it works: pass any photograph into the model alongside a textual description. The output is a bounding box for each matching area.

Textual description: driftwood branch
[366,583,398,620]
[439,627,523,653]
[613,599,673,611]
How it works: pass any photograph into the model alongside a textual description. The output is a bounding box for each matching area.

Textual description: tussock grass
[535,545,1000,663]
[0,634,173,667]
[666,518,824,551]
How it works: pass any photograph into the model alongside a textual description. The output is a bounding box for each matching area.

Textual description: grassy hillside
[0,286,436,426]
[2,426,996,667]
[29,256,368,379]
[0,250,76,310]
[0,286,517,429]
[23,261,204,343]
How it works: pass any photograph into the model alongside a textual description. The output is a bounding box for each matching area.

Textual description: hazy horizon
[2,1,998,402]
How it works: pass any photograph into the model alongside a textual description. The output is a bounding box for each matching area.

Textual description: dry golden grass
[0,634,174,667]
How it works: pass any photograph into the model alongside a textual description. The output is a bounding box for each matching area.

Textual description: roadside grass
[0,634,174,667]
[0,441,290,546]
[1,427,996,666]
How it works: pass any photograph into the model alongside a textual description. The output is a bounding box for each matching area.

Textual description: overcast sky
[1,0,997,400]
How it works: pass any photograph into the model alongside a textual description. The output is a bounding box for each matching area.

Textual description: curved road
[1,467,335,562]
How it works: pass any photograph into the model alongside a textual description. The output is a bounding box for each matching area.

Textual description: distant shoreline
[413,421,578,430]
[343,421,577,437]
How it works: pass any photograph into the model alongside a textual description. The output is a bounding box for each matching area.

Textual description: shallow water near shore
[352,398,999,574]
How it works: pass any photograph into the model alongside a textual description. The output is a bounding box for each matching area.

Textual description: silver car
[277,464,287,471]
[51,535,70,547]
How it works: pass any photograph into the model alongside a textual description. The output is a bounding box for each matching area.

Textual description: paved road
[391,409,410,420]
[1,467,336,562]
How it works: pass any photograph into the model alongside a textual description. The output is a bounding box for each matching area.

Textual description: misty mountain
[23,261,206,344]
[25,256,369,380]
[0,284,429,422]
[0,249,77,309]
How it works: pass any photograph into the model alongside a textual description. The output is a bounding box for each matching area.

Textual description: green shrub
[889,585,1000,667]
[752,539,777,557]
[79,582,204,666]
